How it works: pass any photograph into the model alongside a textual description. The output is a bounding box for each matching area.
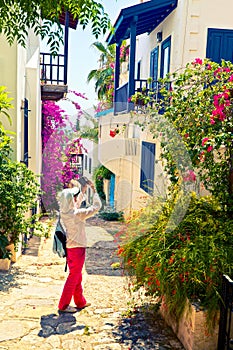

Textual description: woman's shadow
[38,312,85,338]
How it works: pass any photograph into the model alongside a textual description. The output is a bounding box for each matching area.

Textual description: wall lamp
[157,31,163,43]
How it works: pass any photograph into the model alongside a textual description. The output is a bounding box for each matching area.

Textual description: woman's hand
[88,181,96,193]
[81,184,88,194]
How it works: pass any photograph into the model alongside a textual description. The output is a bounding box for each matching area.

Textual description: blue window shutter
[140,141,155,195]
[137,60,141,80]
[207,28,233,63]
[23,98,29,167]
[150,47,159,81]
[88,158,92,174]
[160,36,171,78]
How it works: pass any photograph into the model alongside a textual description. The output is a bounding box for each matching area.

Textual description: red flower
[202,137,209,146]
[193,58,203,65]
[169,254,175,264]
[110,130,116,137]
[155,279,160,286]
[183,170,196,182]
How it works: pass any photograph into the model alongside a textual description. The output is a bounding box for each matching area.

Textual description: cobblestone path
[0,217,185,349]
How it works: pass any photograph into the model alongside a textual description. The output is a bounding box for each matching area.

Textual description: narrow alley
[0,217,184,350]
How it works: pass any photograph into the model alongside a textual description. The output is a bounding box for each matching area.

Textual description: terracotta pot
[160,298,219,350]
[0,258,11,271]
[6,243,16,263]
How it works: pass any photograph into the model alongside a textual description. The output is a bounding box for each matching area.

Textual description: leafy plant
[0,87,44,258]
[117,58,233,332]
[98,208,124,221]
[0,86,13,126]
[120,41,130,63]
[149,58,232,214]
[0,0,110,55]
[117,191,233,331]
[87,41,115,113]
[93,165,113,202]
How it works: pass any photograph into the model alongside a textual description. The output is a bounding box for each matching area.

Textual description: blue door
[140,141,155,195]
[206,28,233,63]
[109,174,115,207]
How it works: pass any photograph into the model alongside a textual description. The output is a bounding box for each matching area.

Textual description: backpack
[53,215,67,258]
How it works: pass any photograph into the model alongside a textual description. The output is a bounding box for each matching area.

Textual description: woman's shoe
[59,305,77,313]
[77,302,91,310]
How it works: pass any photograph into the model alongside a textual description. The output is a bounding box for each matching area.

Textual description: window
[137,60,141,80]
[88,158,92,174]
[206,28,233,63]
[140,141,155,195]
[150,47,159,84]
[84,155,87,170]
[160,36,171,78]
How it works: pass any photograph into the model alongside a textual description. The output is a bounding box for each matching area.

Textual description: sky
[59,0,139,116]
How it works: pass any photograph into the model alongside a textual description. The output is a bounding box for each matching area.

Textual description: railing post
[64,11,69,85]
[114,43,121,115]
[127,16,137,112]
[218,274,233,350]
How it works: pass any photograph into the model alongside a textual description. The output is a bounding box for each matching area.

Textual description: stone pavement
[0,217,185,350]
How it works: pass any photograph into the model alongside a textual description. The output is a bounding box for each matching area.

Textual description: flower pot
[160,298,219,350]
[6,243,17,263]
[0,258,11,271]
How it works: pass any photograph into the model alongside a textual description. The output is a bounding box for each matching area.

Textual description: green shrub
[98,208,124,221]
[0,87,45,258]
[93,165,113,201]
[117,191,233,331]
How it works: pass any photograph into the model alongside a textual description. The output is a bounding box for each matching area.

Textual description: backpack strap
[58,212,68,272]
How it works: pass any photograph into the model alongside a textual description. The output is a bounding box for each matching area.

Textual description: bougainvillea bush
[41,91,87,213]
[154,58,233,212]
[118,59,233,330]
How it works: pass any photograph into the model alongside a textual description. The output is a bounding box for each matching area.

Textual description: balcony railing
[40,53,68,101]
[40,53,67,85]
[115,82,129,114]
[114,78,167,115]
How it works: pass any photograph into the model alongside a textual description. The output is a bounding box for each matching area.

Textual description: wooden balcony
[40,11,78,101]
[40,53,68,101]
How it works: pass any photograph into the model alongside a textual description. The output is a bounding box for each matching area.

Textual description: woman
[58,181,101,313]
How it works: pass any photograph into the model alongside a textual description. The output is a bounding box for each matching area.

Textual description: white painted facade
[0,30,42,175]
[99,0,233,214]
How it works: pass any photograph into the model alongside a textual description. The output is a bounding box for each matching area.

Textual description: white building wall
[136,0,233,79]
[0,31,41,173]
[100,0,233,213]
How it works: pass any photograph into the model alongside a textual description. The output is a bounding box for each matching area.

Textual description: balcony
[40,53,68,101]
[106,0,177,115]
[40,11,78,101]
[114,78,165,114]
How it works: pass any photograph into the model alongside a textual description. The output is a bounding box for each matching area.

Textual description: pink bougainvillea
[41,91,87,213]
